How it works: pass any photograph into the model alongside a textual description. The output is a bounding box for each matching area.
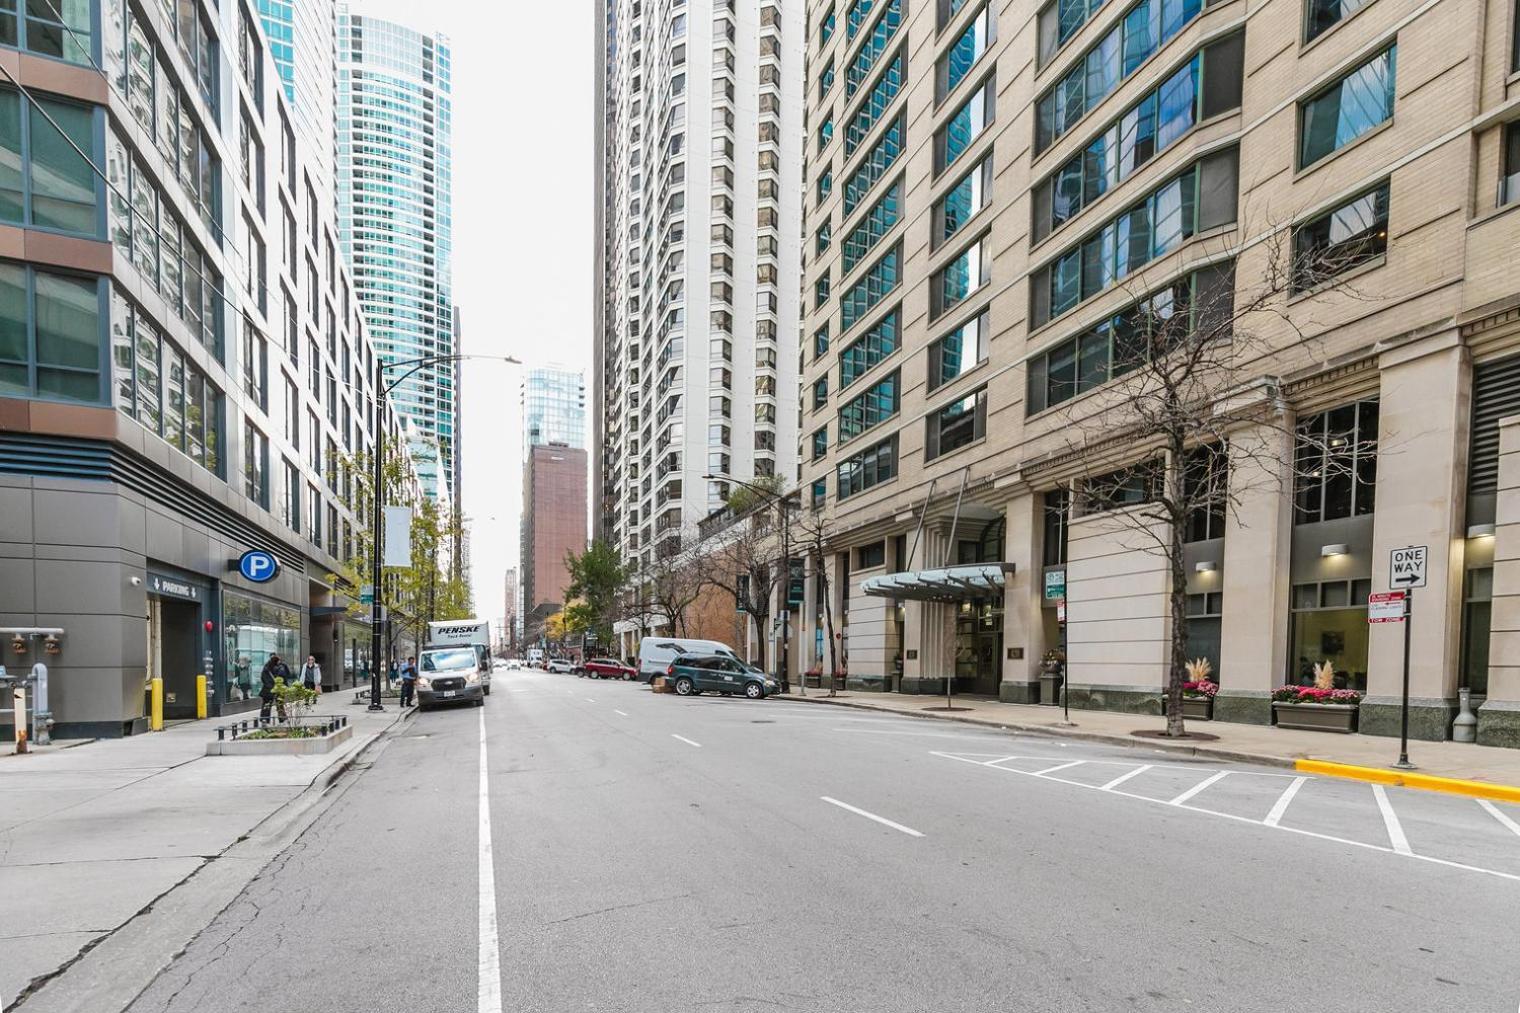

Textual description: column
[1365,336,1468,740]
[1000,495,1042,703]
[1481,414,1520,746]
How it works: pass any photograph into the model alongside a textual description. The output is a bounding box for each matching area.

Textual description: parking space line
[1032,760,1085,776]
[1264,776,1308,827]
[821,796,924,838]
[1100,765,1153,791]
[1478,799,1520,839]
[614,709,629,717]
[671,734,702,748]
[1169,770,1230,806]
[1372,785,1413,855]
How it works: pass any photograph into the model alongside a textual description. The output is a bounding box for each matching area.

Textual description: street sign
[1389,545,1428,589]
[1056,599,1067,624]
[237,550,280,583]
[1368,590,1407,623]
[1044,570,1066,601]
[359,584,374,605]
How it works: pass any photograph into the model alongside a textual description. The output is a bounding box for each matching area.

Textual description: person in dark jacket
[399,656,418,707]
[260,654,292,720]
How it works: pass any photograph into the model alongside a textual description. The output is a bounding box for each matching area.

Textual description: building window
[931,233,991,319]
[938,4,995,101]
[820,58,836,97]
[0,88,100,236]
[817,114,834,153]
[1027,263,1235,413]
[1038,0,1102,65]
[938,0,974,29]
[839,307,900,387]
[1081,462,1160,514]
[1184,446,1227,542]
[1292,182,1389,292]
[1305,0,1372,42]
[1500,122,1519,206]
[844,115,903,215]
[1031,150,1239,327]
[1299,47,1396,168]
[846,0,903,98]
[842,180,901,273]
[838,370,899,442]
[1035,0,1205,154]
[0,262,104,404]
[816,220,833,253]
[925,387,988,460]
[837,433,898,498]
[935,157,992,249]
[1031,34,1245,244]
[820,4,837,45]
[840,245,901,331]
[846,0,877,39]
[814,323,830,358]
[112,296,222,474]
[2,0,92,64]
[857,542,886,568]
[812,478,828,508]
[243,420,269,508]
[241,317,267,409]
[928,309,990,391]
[813,376,829,410]
[1294,401,1378,524]
[936,74,995,174]
[814,273,831,310]
[818,167,833,203]
[812,427,828,460]
[1289,579,1371,691]
[1042,489,1069,566]
[282,458,301,531]
[843,52,904,157]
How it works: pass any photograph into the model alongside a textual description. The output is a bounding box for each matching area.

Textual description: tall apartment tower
[255,0,335,181]
[594,0,806,566]
[335,6,457,501]
[795,0,1520,746]
[519,367,589,640]
[523,366,588,453]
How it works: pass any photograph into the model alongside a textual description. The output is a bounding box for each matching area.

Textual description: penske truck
[418,619,492,706]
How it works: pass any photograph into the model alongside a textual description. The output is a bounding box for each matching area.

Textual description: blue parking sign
[238,550,280,583]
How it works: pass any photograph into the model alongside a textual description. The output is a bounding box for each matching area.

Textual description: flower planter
[1182,696,1213,721]
[1039,673,1063,706]
[803,673,823,689]
[206,720,353,756]
[831,674,847,691]
[1273,701,1358,733]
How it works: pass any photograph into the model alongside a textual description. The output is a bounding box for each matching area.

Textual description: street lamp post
[704,474,793,694]
[367,353,519,711]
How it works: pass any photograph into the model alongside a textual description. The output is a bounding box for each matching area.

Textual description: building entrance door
[151,596,203,719]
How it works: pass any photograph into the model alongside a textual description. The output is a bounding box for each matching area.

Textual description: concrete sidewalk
[780,689,1520,790]
[0,699,413,1011]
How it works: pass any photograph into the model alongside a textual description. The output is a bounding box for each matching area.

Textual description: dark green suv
[664,654,779,699]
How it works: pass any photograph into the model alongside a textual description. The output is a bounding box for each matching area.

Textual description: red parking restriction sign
[1368,590,1407,623]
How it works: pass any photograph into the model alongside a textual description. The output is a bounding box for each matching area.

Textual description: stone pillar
[845,566,893,692]
[1481,414,1520,746]
[901,529,949,694]
[1365,337,1468,740]
[1216,421,1295,724]
[1000,494,1042,703]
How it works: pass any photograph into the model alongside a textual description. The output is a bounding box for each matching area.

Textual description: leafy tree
[564,541,630,648]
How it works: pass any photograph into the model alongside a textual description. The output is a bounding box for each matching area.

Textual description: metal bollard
[149,677,164,732]
[195,674,208,720]
[12,682,27,755]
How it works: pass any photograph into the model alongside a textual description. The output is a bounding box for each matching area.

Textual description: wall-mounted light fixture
[1195,561,1217,573]
[1320,543,1349,557]
[1467,524,1496,539]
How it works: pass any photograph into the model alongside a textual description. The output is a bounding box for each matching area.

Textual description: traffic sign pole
[1396,590,1414,769]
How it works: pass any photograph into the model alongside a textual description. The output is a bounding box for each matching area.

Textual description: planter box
[1273,701,1358,733]
[803,673,823,689]
[1182,696,1214,721]
[1039,673,1063,706]
[207,721,353,756]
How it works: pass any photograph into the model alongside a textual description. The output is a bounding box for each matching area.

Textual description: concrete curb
[776,694,1296,770]
[1294,759,1520,804]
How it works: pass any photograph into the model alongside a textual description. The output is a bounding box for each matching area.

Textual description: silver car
[417,647,486,708]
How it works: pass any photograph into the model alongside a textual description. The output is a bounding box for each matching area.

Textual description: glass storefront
[1185,592,1222,683]
[1288,579,1371,691]
[222,590,301,702]
[954,598,1003,695]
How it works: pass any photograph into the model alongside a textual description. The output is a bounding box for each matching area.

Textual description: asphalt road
[124,667,1520,1013]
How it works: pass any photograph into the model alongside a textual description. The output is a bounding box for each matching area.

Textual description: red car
[583,657,637,681]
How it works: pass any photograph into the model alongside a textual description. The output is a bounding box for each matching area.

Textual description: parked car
[637,638,743,682]
[416,647,487,709]
[584,657,637,680]
[664,654,778,699]
[546,657,576,674]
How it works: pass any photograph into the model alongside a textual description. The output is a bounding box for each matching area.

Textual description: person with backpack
[259,654,292,720]
[399,656,418,707]
[300,655,322,694]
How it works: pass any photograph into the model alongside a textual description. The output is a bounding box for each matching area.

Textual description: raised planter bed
[1272,701,1358,733]
[206,716,353,756]
[1183,696,1214,721]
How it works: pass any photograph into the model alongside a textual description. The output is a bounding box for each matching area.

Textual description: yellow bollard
[196,674,208,720]
[150,676,164,731]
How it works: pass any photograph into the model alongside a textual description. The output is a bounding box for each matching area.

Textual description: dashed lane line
[614,709,629,717]
[671,734,702,748]
[820,796,924,838]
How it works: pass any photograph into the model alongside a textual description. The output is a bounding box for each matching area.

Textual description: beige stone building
[794,0,1520,745]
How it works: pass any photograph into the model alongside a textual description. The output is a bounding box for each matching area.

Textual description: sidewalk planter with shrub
[1271,686,1362,733]
[1182,679,1218,721]
[804,668,823,689]
[206,715,353,755]
[1039,650,1064,706]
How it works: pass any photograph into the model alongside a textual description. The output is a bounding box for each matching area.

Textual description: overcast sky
[353,0,597,627]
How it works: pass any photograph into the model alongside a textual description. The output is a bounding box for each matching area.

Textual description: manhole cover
[1129,729,1221,742]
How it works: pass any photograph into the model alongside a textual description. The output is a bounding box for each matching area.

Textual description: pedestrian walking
[300,655,322,694]
[399,656,418,707]
[389,660,399,691]
[259,654,292,721]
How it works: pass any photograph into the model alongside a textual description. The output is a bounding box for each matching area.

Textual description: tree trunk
[820,556,840,697]
[1165,446,1189,738]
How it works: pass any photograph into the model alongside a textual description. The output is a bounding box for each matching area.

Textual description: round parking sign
[238,549,280,583]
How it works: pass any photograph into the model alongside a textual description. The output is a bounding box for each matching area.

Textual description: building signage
[1389,546,1428,589]
[237,550,280,584]
[1368,590,1407,623]
[1044,570,1066,601]
[147,573,201,602]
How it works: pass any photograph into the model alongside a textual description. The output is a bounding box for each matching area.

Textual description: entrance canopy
[861,563,1016,603]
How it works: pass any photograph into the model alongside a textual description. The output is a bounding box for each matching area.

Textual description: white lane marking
[930,751,1520,883]
[1032,760,1085,776]
[477,707,503,1013]
[820,796,924,838]
[671,734,702,748]
[1478,799,1520,839]
[585,698,596,703]
[1169,770,1231,806]
[614,709,629,717]
[1264,777,1308,828]
[1373,784,1413,856]
[1100,764,1154,791]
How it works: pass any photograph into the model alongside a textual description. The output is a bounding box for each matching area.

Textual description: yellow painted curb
[1295,759,1520,804]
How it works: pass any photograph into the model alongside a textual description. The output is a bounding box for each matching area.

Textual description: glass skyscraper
[256,0,335,183]
[523,367,587,453]
[336,6,456,501]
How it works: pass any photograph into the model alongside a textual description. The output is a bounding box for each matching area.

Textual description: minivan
[637,638,742,682]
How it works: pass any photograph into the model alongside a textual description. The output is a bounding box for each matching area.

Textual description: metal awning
[861,562,1016,602]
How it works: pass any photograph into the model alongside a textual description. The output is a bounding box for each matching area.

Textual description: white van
[637,638,742,682]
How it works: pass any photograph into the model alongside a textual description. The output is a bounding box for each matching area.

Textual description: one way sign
[1390,545,1428,589]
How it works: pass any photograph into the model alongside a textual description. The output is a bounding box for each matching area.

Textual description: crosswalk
[932,750,1520,882]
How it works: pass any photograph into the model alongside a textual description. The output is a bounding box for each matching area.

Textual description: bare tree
[1044,226,1381,736]
[641,538,707,638]
[699,508,783,670]
[793,507,844,696]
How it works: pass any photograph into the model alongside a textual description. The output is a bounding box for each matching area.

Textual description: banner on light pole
[383,505,412,567]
